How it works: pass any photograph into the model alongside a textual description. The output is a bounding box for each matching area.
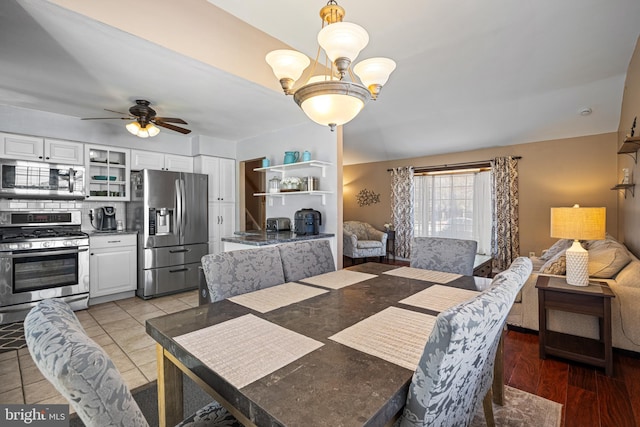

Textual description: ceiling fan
[83,99,191,136]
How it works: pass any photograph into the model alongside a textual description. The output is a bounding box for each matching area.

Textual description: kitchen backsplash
[0,198,127,231]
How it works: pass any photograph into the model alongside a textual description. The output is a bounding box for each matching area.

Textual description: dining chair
[200,246,286,303]
[277,239,336,282]
[24,299,243,427]
[397,257,532,427]
[410,237,478,276]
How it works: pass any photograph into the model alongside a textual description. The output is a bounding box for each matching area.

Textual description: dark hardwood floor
[359,257,640,427]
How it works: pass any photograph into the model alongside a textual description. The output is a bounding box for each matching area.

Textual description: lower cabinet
[89,233,137,302]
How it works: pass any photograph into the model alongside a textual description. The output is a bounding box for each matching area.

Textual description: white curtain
[473,171,492,254]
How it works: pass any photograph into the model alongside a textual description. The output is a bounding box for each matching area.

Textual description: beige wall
[344,133,619,257]
[618,37,640,257]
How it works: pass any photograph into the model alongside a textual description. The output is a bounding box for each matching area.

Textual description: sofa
[507,234,640,353]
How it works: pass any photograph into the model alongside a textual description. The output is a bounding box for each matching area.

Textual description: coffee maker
[294,209,322,235]
[90,206,117,231]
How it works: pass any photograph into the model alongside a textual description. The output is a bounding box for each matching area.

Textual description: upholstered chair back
[278,240,336,282]
[24,299,149,427]
[399,257,532,427]
[343,221,380,240]
[343,221,388,262]
[410,237,478,276]
[201,246,286,303]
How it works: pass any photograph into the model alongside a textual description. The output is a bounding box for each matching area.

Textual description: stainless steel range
[0,211,89,324]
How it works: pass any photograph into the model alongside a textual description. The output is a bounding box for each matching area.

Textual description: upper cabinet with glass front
[85,145,130,201]
[0,133,84,165]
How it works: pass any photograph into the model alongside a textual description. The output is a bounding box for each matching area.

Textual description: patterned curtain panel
[390,167,414,259]
[491,157,520,271]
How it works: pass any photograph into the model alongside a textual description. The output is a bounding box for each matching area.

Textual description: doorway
[240,158,265,231]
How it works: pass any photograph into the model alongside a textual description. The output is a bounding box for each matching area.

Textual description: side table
[385,230,395,262]
[473,254,493,278]
[536,275,615,376]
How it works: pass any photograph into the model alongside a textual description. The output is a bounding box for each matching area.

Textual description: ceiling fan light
[265,50,311,82]
[126,121,141,135]
[317,22,369,63]
[146,123,160,137]
[137,128,150,138]
[354,57,397,88]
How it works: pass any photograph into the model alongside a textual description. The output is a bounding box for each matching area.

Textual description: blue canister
[262,158,270,168]
[302,150,311,162]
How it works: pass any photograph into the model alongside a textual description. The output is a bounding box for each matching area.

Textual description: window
[414,170,491,254]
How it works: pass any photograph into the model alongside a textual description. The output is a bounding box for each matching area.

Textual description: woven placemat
[399,285,480,312]
[383,266,462,284]
[228,282,329,313]
[329,307,436,370]
[300,269,377,289]
[175,314,323,388]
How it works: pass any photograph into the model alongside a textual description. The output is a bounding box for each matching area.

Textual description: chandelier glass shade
[126,121,160,138]
[266,1,395,130]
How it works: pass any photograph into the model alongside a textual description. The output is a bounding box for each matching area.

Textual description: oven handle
[4,247,89,258]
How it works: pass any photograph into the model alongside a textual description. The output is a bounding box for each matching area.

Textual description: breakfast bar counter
[222,231,334,249]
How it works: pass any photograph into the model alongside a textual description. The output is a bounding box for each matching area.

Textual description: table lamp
[550,205,606,286]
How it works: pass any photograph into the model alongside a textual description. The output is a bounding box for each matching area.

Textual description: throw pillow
[540,250,566,275]
[588,245,631,278]
[540,239,572,261]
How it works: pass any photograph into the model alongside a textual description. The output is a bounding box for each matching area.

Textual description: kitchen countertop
[85,230,138,237]
[221,231,334,246]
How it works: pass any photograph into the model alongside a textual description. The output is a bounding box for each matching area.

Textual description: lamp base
[565,240,589,286]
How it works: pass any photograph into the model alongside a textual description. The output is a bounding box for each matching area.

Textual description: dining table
[146,262,497,427]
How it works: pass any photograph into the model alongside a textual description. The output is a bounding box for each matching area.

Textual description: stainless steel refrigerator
[127,169,208,299]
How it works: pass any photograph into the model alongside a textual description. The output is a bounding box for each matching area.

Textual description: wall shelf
[254,160,333,178]
[618,136,640,163]
[611,183,635,198]
[254,190,333,206]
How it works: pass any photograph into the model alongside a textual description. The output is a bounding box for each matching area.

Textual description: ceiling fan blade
[154,121,192,134]
[104,108,131,116]
[155,117,188,124]
[81,117,129,120]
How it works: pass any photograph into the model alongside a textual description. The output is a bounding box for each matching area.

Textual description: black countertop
[221,231,334,246]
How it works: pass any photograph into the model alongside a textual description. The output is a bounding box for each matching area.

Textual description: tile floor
[0,290,199,408]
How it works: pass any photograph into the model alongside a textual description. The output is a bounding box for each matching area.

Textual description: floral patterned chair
[200,246,286,303]
[410,237,478,276]
[397,257,532,427]
[24,298,242,427]
[343,221,388,264]
[277,239,336,282]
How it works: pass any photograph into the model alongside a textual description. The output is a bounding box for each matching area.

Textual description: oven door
[0,245,90,309]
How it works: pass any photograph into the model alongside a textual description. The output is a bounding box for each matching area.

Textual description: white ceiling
[2,0,640,165]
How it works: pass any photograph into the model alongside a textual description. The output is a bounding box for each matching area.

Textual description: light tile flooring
[0,290,199,408]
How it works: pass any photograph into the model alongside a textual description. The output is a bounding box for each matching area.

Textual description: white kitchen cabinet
[131,150,193,172]
[85,145,131,201]
[209,202,235,254]
[194,155,236,202]
[0,133,84,164]
[89,233,137,301]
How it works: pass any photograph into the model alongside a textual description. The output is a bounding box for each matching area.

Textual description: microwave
[0,159,86,200]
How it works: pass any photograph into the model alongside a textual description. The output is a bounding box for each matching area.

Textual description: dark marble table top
[146,263,490,427]
[221,231,335,246]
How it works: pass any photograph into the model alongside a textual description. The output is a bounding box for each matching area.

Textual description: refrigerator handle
[180,178,187,240]
[175,179,182,239]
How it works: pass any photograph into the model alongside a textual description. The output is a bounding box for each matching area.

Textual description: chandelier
[265,1,396,131]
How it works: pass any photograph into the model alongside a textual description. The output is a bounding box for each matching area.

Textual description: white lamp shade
[126,121,141,135]
[146,124,160,137]
[354,57,396,87]
[300,92,364,127]
[265,50,310,81]
[318,22,369,63]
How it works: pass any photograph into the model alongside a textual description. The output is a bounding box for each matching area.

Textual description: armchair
[343,221,388,264]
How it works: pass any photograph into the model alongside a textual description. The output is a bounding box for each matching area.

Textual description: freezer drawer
[137,261,201,299]
[141,243,208,269]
